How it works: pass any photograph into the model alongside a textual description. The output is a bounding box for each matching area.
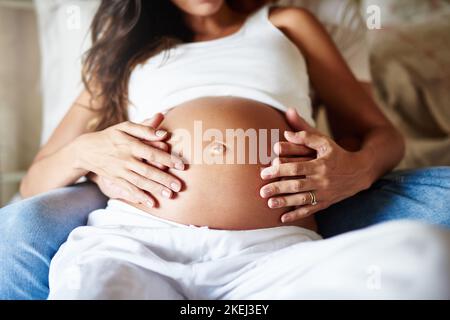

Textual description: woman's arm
[270,7,404,181]
[20,90,185,207]
[20,90,100,197]
[259,7,405,223]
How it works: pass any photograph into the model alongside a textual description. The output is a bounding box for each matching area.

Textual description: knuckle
[298,207,309,216]
[153,170,170,184]
[147,149,156,162]
[295,195,305,205]
[129,175,141,188]
[319,140,332,154]
[321,178,330,189]
[272,183,280,194]
[316,161,327,175]
[288,166,297,176]
[291,209,303,218]
[130,141,140,154]
[140,179,154,192]
[291,180,303,192]
[125,182,138,194]
[135,178,147,190]
[291,164,302,176]
[143,165,154,178]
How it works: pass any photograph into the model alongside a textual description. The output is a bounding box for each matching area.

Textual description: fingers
[112,177,156,208]
[260,178,314,198]
[142,140,170,170]
[272,132,317,168]
[265,191,317,209]
[284,131,332,157]
[271,157,315,166]
[260,160,320,180]
[116,121,169,142]
[122,170,175,200]
[127,159,182,192]
[145,141,169,152]
[131,141,185,170]
[141,113,164,128]
[281,204,324,223]
[285,108,318,133]
[274,141,316,157]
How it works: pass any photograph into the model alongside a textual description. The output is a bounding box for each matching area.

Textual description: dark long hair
[83,0,268,131]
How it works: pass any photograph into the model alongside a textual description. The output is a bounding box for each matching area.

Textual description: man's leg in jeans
[317,166,450,238]
[0,182,107,300]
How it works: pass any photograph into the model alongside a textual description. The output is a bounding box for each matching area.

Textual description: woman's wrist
[86,171,99,183]
[71,134,92,174]
[352,147,378,191]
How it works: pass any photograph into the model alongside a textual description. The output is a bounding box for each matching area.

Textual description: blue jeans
[0,183,107,300]
[1,167,449,300]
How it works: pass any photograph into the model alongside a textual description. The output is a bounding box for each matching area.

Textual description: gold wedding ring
[309,191,318,206]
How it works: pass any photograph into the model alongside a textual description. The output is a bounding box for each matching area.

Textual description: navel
[208,141,227,156]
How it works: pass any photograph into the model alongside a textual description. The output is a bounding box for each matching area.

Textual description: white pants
[48,200,450,300]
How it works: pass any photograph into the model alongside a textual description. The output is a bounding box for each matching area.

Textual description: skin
[257,5,405,223]
[20,0,404,226]
[19,0,250,204]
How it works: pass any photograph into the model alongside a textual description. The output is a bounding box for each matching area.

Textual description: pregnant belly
[128,97,316,231]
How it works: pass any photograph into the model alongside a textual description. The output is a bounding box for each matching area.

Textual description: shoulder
[267,5,333,53]
[267,5,322,31]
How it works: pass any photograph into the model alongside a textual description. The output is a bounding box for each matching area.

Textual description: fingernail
[175,162,185,170]
[146,200,154,208]
[274,143,282,155]
[268,198,280,208]
[284,131,295,139]
[161,189,172,199]
[261,167,275,178]
[281,214,291,223]
[156,130,167,137]
[261,187,273,197]
[170,182,181,192]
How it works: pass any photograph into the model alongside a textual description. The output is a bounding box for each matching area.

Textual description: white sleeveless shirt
[128,4,314,126]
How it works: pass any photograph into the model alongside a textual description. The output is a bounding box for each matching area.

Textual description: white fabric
[128,4,314,127]
[48,200,450,300]
[34,0,100,144]
[35,0,370,144]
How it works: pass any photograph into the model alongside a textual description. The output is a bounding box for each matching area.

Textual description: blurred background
[0,0,449,206]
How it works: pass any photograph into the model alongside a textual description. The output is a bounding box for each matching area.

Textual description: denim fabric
[316,167,450,237]
[0,167,449,299]
[0,183,107,300]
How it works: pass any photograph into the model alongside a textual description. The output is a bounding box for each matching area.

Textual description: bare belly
[127,97,317,231]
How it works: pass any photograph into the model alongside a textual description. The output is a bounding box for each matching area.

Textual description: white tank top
[128,4,314,126]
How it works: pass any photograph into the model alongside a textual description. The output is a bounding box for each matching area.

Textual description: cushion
[35,0,369,144]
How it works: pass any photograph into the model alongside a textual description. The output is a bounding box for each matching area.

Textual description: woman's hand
[259,109,374,223]
[75,113,185,208]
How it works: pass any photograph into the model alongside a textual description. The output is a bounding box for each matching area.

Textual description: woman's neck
[183,3,247,41]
